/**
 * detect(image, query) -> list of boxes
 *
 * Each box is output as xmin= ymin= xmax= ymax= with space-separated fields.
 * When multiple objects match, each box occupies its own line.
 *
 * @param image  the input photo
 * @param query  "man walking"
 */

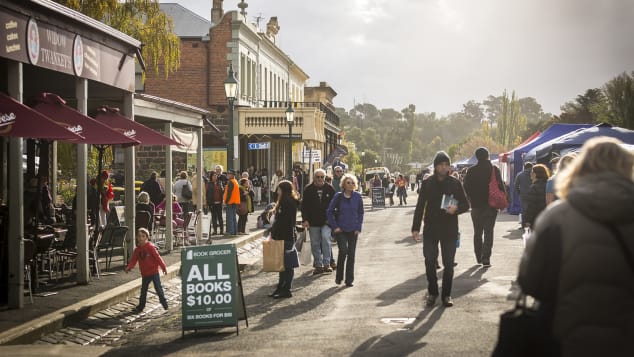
xmin=223 ymin=170 xmax=240 ymax=235
xmin=463 ymin=147 xmax=504 ymax=267
xmin=302 ymin=169 xmax=336 ymax=275
xmin=140 ymin=171 xmax=163 ymax=206
xmin=514 ymin=162 xmax=533 ymax=228
xmin=332 ymin=166 xmax=343 ymax=193
xmin=411 ymin=151 xmax=469 ymax=308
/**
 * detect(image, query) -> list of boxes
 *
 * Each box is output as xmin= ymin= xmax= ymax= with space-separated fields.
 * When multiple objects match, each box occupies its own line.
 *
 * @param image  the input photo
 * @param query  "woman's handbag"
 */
xmin=284 ymin=247 xmax=300 ymax=269
xmin=488 ymin=167 xmax=508 ymax=209
xmin=262 ymin=238 xmax=285 ymax=272
xmin=237 ymin=200 xmax=248 ymax=215
xmin=492 ymin=293 xmax=546 ymax=357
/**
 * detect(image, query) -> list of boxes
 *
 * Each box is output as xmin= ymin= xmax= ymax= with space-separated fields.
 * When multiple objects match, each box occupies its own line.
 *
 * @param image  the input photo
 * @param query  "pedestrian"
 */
xmin=463 ymin=147 xmax=504 ymax=267
xmin=237 ymin=178 xmax=252 ymax=235
xmin=173 ymin=171 xmax=192 ymax=215
xmin=302 ymin=169 xmax=336 ymax=275
xmin=214 ymin=165 xmax=228 ymax=186
xmin=206 ymin=171 xmax=224 ymax=236
xmin=411 ymin=151 xmax=469 ymax=308
xmin=141 ymin=171 xmax=164 ymax=206
xmin=270 ymin=169 xmax=283 ymax=202
xmin=545 ymin=153 xmax=576 ymax=205
xmin=327 ymin=174 xmax=364 ymax=287
xmin=223 ymin=169 xmax=240 ymax=235
xmin=386 ymin=178 xmax=396 ymax=206
xmin=252 ymin=170 xmax=263 ymax=205
xmin=332 ymin=166 xmax=344 ymax=193
xmin=409 ymin=173 xmax=417 ymax=191
xmin=523 ymin=164 xmax=550 ymax=229
xmin=514 ymin=162 xmax=533 ymax=228
xmin=396 ymin=174 xmax=408 ymax=205
xmin=125 ymin=227 xmax=168 ymax=313
xmin=518 ymin=137 xmax=634 ymax=356
xmin=269 ymin=180 xmax=300 ymax=299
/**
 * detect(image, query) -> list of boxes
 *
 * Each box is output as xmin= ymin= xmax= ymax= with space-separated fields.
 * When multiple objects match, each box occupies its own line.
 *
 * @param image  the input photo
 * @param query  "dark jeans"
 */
xmin=138 ymin=273 xmax=167 ymax=310
xmin=238 ymin=213 xmax=248 ymax=233
xmin=423 ymin=234 xmax=457 ymax=297
xmin=209 ymin=203 xmax=223 ymax=233
xmin=277 ymin=240 xmax=295 ymax=292
xmin=519 ymin=197 xmax=529 ymax=226
xmin=335 ymin=231 xmax=358 ymax=284
xmin=471 ymin=206 xmax=498 ymax=263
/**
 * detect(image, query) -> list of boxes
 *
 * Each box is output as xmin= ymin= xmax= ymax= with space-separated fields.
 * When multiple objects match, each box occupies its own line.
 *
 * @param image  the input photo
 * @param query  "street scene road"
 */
xmin=26 ymin=193 xmax=523 ymax=356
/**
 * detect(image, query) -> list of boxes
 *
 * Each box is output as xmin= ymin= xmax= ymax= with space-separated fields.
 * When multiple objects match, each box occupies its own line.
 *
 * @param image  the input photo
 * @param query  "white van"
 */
xmin=363 ymin=167 xmax=390 ymax=194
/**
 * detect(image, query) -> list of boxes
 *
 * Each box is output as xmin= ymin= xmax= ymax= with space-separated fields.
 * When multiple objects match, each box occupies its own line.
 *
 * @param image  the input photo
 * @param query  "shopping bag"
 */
xmin=284 ymin=248 xmax=300 ymax=269
xmin=488 ymin=167 xmax=508 ymax=209
xmin=262 ymin=238 xmax=285 ymax=272
xmin=522 ymin=227 xmax=532 ymax=248
xmin=295 ymin=230 xmax=306 ymax=252
xmin=299 ymin=239 xmax=312 ymax=266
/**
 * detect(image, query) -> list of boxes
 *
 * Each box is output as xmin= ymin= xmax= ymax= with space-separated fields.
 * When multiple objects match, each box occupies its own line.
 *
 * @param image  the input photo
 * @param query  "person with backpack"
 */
xmin=173 ymin=171 xmax=192 ymax=216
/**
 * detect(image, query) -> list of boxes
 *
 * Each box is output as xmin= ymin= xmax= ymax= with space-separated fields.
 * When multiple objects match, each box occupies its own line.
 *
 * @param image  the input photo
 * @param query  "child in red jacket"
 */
xmin=125 ymin=228 xmax=168 ymax=313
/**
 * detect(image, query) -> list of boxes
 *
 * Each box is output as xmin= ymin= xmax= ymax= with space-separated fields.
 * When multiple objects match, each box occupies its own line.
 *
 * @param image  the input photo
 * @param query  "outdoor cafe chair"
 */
xmin=135 ymin=210 xmax=152 ymax=233
xmin=23 ymin=239 xmax=37 ymax=303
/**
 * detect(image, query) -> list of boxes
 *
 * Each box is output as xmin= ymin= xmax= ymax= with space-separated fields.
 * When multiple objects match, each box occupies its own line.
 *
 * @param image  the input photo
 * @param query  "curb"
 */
xmin=0 ymin=230 xmax=265 ymax=346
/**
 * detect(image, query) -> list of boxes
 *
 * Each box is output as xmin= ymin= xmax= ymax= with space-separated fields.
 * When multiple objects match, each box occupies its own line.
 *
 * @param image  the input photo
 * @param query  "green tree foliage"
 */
xmin=54 ymin=0 xmax=180 ymax=78
xmin=557 ymin=88 xmax=608 ymax=124
xmin=496 ymin=90 xmax=527 ymax=147
xmin=604 ymin=71 xmax=634 ymax=129
xmin=462 ymin=100 xmax=484 ymax=122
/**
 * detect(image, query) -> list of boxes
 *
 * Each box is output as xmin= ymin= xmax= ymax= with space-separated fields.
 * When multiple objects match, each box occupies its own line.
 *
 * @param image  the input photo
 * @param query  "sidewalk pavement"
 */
xmin=0 ymin=210 xmax=268 ymax=346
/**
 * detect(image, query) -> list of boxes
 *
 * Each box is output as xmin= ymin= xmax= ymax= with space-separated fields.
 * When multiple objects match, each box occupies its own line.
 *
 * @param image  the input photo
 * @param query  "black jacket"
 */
xmin=524 ymin=179 xmax=547 ymax=226
xmin=141 ymin=179 xmax=163 ymax=205
xmin=411 ymin=174 xmax=469 ymax=240
xmin=271 ymin=197 xmax=298 ymax=249
xmin=463 ymin=160 xmax=504 ymax=209
xmin=301 ymin=182 xmax=335 ymax=226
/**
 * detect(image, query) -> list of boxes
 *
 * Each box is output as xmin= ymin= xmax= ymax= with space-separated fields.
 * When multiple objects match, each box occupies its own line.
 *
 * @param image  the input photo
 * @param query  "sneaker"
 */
xmin=273 ymin=290 xmax=292 ymax=299
xmin=482 ymin=261 xmax=491 ymax=268
xmin=322 ymin=266 xmax=333 ymax=273
xmin=133 ymin=306 xmax=143 ymax=314
xmin=345 ymin=282 xmax=354 ymax=287
xmin=312 ymin=267 xmax=324 ymax=275
xmin=442 ymin=296 xmax=454 ymax=307
xmin=425 ymin=294 xmax=438 ymax=307
xmin=330 ymin=262 xmax=337 ymax=269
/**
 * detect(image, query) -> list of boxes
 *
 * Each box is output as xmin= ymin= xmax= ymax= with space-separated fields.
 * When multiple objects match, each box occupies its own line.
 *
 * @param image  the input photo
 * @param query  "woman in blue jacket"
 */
xmin=327 ymin=174 xmax=364 ymax=287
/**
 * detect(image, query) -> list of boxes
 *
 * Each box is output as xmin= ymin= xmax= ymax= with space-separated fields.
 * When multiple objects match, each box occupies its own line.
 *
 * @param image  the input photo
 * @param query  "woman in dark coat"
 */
xmin=269 ymin=180 xmax=300 ymax=299
xmin=523 ymin=164 xmax=550 ymax=228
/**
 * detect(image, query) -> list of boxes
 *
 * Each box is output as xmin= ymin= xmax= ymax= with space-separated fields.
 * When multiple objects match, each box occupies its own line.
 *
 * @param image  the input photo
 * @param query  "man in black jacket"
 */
xmin=302 ymin=169 xmax=336 ymax=275
xmin=463 ymin=147 xmax=504 ymax=267
xmin=412 ymin=151 xmax=470 ymax=308
xmin=140 ymin=171 xmax=163 ymax=206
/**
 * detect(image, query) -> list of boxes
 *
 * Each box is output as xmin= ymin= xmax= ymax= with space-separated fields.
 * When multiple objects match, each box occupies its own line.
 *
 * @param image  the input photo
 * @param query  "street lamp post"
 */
xmin=285 ymin=104 xmax=295 ymax=179
xmin=224 ymin=64 xmax=238 ymax=170
xmin=361 ymin=151 xmax=365 ymax=191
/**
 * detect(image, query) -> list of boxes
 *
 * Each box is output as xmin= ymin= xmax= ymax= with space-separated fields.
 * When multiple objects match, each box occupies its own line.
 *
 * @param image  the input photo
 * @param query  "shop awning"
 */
xmin=31 ymin=93 xmax=140 ymax=146
xmin=0 ymin=92 xmax=83 ymax=141
xmin=94 ymin=106 xmax=183 ymax=146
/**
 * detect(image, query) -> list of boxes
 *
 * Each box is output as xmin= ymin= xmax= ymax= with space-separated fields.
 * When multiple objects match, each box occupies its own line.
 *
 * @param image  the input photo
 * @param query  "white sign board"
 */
xmin=302 ymin=150 xmax=321 ymax=163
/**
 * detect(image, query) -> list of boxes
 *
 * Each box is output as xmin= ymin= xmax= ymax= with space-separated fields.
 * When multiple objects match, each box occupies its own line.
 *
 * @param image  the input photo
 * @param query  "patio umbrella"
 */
xmin=94 ymin=106 xmax=183 ymax=146
xmin=0 ymin=92 xmax=83 ymax=141
xmin=31 ymin=93 xmax=141 ymax=146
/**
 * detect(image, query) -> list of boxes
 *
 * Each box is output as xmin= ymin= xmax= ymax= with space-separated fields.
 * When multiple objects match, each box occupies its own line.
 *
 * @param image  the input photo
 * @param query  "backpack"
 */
xmin=181 ymin=182 xmax=193 ymax=200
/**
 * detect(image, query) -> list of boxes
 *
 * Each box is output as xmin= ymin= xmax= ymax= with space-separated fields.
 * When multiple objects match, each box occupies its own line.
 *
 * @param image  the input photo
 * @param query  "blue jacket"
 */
xmin=327 ymin=191 xmax=364 ymax=232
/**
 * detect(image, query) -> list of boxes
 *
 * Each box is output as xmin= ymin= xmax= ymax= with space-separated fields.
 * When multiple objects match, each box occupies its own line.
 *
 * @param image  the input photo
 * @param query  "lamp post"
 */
xmin=361 ymin=151 xmax=365 ymax=191
xmin=285 ymin=104 xmax=295 ymax=179
xmin=224 ymin=64 xmax=238 ymax=170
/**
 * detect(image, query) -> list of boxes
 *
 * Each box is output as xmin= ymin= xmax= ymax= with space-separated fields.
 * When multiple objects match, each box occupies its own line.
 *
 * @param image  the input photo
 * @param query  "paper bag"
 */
xmin=262 ymin=238 xmax=285 ymax=272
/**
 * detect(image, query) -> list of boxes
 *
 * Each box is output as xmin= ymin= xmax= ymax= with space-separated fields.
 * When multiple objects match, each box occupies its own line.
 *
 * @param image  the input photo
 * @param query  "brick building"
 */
xmin=142 ymin=1 xmax=342 ymax=178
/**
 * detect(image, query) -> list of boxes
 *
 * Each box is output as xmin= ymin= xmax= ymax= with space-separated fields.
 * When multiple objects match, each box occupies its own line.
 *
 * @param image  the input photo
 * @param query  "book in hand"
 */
xmin=440 ymin=194 xmax=458 ymax=210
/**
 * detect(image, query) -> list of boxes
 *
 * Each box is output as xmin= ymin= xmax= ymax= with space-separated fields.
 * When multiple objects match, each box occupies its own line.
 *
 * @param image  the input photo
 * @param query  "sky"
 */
xmin=166 ymin=0 xmax=634 ymax=116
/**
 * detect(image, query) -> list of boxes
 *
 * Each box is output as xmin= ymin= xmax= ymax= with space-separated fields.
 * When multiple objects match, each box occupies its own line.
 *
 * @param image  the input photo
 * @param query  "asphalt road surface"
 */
xmin=100 ymin=192 xmax=524 ymax=356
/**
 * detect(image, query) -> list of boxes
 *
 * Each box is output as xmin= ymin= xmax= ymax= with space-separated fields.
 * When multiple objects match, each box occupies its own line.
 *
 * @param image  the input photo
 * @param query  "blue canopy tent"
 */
xmin=454 ymin=154 xmax=498 ymax=170
xmin=502 ymin=124 xmax=593 ymax=214
xmin=525 ymin=123 xmax=634 ymax=162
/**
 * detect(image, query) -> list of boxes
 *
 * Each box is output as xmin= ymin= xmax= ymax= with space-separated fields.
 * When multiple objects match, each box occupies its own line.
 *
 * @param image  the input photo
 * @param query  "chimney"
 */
xmin=211 ymin=0 xmax=223 ymax=24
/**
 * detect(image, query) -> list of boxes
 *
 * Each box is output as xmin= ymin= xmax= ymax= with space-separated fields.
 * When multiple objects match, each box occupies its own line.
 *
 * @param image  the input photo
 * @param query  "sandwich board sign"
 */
xmin=181 ymin=243 xmax=248 ymax=336
xmin=371 ymin=187 xmax=386 ymax=209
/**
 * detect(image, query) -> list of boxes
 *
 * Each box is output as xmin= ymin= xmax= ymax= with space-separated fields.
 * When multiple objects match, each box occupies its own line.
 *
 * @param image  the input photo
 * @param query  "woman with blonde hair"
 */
xmin=518 ymin=137 xmax=634 ymax=356
xmin=327 ymin=174 xmax=364 ymax=287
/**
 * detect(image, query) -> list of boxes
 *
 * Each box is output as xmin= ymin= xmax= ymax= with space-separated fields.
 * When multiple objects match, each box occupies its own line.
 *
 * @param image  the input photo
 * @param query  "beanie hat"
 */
xmin=475 ymin=147 xmax=489 ymax=161
xmin=433 ymin=151 xmax=451 ymax=167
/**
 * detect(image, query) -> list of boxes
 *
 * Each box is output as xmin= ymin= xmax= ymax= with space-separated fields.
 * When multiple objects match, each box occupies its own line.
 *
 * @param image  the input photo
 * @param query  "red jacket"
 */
xmin=126 ymin=242 xmax=167 ymax=277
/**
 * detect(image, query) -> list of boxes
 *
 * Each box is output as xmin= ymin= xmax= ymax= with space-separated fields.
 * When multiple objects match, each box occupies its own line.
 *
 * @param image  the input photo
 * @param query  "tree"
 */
xmin=55 ymin=0 xmax=181 ymax=78
xmin=496 ymin=90 xmax=527 ymax=148
xmin=462 ymin=100 xmax=484 ymax=123
xmin=558 ymin=88 xmax=608 ymax=124
xmin=604 ymin=71 xmax=634 ymax=129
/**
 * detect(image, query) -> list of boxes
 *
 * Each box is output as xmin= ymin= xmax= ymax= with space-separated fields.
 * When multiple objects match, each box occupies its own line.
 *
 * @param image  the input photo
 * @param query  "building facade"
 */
xmin=143 ymin=1 xmax=341 ymax=177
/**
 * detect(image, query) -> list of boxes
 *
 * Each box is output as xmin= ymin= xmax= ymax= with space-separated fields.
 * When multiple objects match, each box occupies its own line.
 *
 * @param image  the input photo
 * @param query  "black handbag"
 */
xmin=492 ymin=293 xmax=546 ymax=357
xmin=284 ymin=248 xmax=299 ymax=269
